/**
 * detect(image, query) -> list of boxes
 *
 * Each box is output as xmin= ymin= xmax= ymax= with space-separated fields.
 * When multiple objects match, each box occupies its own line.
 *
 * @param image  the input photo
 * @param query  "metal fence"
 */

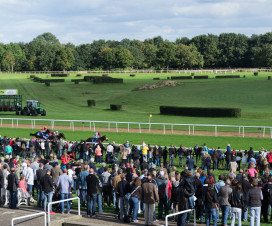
xmin=11 ymin=212 xmax=46 ymax=226
xmin=0 ymin=117 xmax=272 ymax=138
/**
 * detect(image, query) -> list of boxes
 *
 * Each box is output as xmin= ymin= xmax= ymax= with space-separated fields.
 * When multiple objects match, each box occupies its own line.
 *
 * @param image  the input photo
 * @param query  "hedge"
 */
xmin=171 ymin=76 xmax=192 ymax=80
xmin=254 ymin=72 xmax=258 ymax=76
xmin=71 ymin=79 xmax=85 ymax=82
xmin=110 ymin=104 xmax=122 ymax=110
xmin=160 ymin=106 xmax=241 ymax=117
xmin=93 ymin=78 xmax=123 ymax=84
xmin=268 ymin=76 xmax=271 ymax=80
xmin=87 ymin=100 xmax=96 ymax=106
xmin=42 ymin=79 xmax=65 ymax=83
xmin=194 ymin=76 xmax=209 ymax=79
xmin=215 ymin=75 xmax=240 ymax=79
xmin=30 ymin=75 xmax=35 ymax=79
xmin=153 ymin=78 xmax=160 ymax=80
xmin=51 ymin=73 xmax=70 ymax=77
xmin=130 ymin=74 xmax=135 ymax=77
xmin=45 ymin=82 xmax=50 ymax=86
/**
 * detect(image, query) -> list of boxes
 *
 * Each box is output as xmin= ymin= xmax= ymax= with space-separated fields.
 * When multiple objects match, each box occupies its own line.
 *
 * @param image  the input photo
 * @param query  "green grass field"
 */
xmin=0 ymin=71 xmax=272 ymax=128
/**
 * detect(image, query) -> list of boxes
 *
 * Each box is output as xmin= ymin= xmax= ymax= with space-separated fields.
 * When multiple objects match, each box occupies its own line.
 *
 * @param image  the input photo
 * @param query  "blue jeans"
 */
xmin=43 ymin=191 xmax=53 ymax=212
xmin=143 ymin=154 xmax=147 ymax=161
xmin=213 ymin=160 xmax=218 ymax=170
xmin=206 ymin=208 xmax=217 ymax=226
xmin=221 ymin=205 xmax=230 ymax=225
xmin=37 ymin=186 xmax=44 ymax=207
xmin=158 ymin=197 xmax=169 ymax=219
xmin=155 ymin=157 xmax=160 ymax=167
xmin=129 ymin=197 xmax=139 ymax=221
xmin=87 ymin=193 xmax=97 ymax=216
xmin=119 ymin=197 xmax=128 ymax=220
xmin=80 ymin=189 xmax=87 ymax=206
xmin=169 ymin=155 xmax=174 ymax=166
xmin=9 ymin=191 xmax=17 ymax=209
xmin=112 ymin=189 xmax=116 ymax=208
xmin=250 ymin=207 xmax=261 ymax=226
xmin=97 ymin=194 xmax=103 ymax=212
xmin=114 ymin=152 xmax=119 ymax=159
xmin=36 ymin=149 xmax=41 ymax=158
xmin=60 ymin=193 xmax=70 ymax=213
xmin=187 ymin=196 xmax=195 ymax=221
xmin=149 ymin=157 xmax=153 ymax=167
xmin=96 ymin=156 xmax=102 ymax=164
xmin=242 ymin=200 xmax=248 ymax=221
xmin=28 ymin=184 xmax=33 ymax=196
xmin=83 ymin=152 xmax=89 ymax=162
xmin=58 ymin=149 xmax=63 ymax=158
xmin=46 ymin=148 xmax=50 ymax=158
xmin=177 ymin=212 xmax=187 ymax=226
xmin=231 ymin=208 xmax=242 ymax=226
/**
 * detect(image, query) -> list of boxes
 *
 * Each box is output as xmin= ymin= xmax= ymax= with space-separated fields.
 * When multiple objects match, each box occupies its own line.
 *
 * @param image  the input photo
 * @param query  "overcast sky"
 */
xmin=0 ymin=0 xmax=271 ymax=45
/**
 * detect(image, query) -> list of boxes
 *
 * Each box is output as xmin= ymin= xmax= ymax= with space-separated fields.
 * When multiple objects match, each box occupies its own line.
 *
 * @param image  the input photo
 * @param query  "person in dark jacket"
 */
xmin=229 ymin=183 xmax=244 ymax=226
xmin=225 ymin=148 xmax=232 ymax=170
xmin=163 ymin=146 xmax=168 ymax=166
xmin=240 ymin=174 xmax=251 ymax=221
xmin=169 ymin=145 xmax=175 ymax=167
xmin=176 ymin=185 xmax=189 ymax=226
xmin=40 ymin=169 xmax=55 ymax=213
xmin=128 ymin=177 xmax=142 ymax=222
xmin=262 ymin=175 xmax=272 ymax=223
xmin=86 ymin=168 xmax=99 ymax=217
xmin=141 ymin=159 xmax=149 ymax=171
xmin=36 ymin=163 xmax=46 ymax=207
xmin=117 ymin=173 xmax=130 ymax=220
xmin=203 ymin=183 xmax=218 ymax=226
xmin=7 ymin=168 xmax=19 ymax=209
xmin=247 ymin=180 xmax=263 ymax=226
xmin=186 ymin=155 xmax=195 ymax=173
xmin=0 ymin=165 xmax=4 ymax=207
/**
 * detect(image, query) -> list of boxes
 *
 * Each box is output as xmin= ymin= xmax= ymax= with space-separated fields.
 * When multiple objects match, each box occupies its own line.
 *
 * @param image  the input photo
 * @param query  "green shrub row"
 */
xmin=171 ymin=76 xmax=192 ymax=80
xmin=87 ymin=100 xmax=96 ymax=106
xmin=215 ymin=75 xmax=240 ymax=79
xmin=194 ymin=76 xmax=209 ymax=79
xmin=51 ymin=73 xmax=70 ymax=77
xmin=160 ymin=106 xmax=241 ymax=117
xmin=93 ymin=78 xmax=123 ymax=84
xmin=110 ymin=104 xmax=122 ymax=110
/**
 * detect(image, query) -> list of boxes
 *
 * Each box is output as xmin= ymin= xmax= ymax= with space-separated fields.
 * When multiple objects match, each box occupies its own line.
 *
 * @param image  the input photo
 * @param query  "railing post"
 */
xmin=116 ymin=122 xmax=118 ymax=133
xmin=243 ymin=127 xmax=245 ymax=137
xmin=93 ymin=122 xmax=96 ymax=131
xmin=139 ymin=123 xmax=141 ymax=133
xmin=108 ymin=122 xmax=110 ymax=131
xmin=128 ymin=123 xmax=129 ymax=132
xmin=171 ymin=124 xmax=173 ymax=134
xmin=263 ymin=127 xmax=265 ymax=137
xmin=12 ymin=119 xmax=13 ymax=128
xmin=163 ymin=124 xmax=165 ymax=134
xmin=189 ymin=125 xmax=190 ymax=135
xmin=215 ymin=126 xmax=217 ymax=136
xmin=17 ymin=119 xmax=18 ymax=128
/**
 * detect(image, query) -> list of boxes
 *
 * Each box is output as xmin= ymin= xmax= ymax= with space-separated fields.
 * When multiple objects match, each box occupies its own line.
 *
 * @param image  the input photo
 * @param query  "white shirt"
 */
xmin=107 ymin=145 xmax=114 ymax=153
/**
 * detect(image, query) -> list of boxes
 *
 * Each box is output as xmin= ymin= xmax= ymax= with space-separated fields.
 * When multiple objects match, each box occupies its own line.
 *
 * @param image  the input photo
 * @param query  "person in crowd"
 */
xmin=241 ymin=173 xmax=251 ymax=222
xmin=267 ymin=149 xmax=272 ymax=168
xmin=186 ymin=154 xmax=195 ymax=174
xmin=51 ymin=163 xmax=63 ymax=185
xmin=203 ymin=182 xmax=218 ymax=226
xmin=0 ymin=164 xmax=4 ymax=207
xmin=101 ymin=166 xmax=111 ymax=207
xmin=61 ymin=151 xmax=71 ymax=170
xmin=141 ymin=172 xmax=159 ymax=226
xmin=18 ymin=175 xmax=31 ymax=205
xmin=117 ymin=173 xmax=130 ymax=221
xmin=78 ymin=164 xmax=89 ymax=207
xmin=40 ymin=169 xmax=55 ymax=214
xmin=169 ymin=145 xmax=175 ymax=167
xmin=128 ymin=177 xmax=142 ymax=222
xmin=247 ymin=180 xmax=263 ymax=226
xmin=229 ymin=183 xmax=244 ymax=226
xmin=236 ymin=169 xmax=243 ymax=182
xmin=7 ymin=167 xmax=18 ymax=209
xmin=36 ymin=163 xmax=46 ymax=207
xmin=156 ymin=170 xmax=169 ymax=220
xmin=219 ymin=179 xmax=232 ymax=226
xmin=23 ymin=162 xmax=35 ymax=202
xmin=56 ymin=168 xmax=73 ymax=214
xmin=86 ymin=168 xmax=99 ymax=217
xmin=247 ymin=163 xmax=258 ymax=179
xmin=262 ymin=175 xmax=272 ymax=223
xmin=95 ymin=145 xmax=102 ymax=164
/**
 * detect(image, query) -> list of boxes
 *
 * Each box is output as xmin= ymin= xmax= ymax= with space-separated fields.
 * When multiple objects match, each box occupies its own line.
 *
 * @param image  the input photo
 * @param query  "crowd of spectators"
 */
xmin=0 ymin=134 xmax=272 ymax=226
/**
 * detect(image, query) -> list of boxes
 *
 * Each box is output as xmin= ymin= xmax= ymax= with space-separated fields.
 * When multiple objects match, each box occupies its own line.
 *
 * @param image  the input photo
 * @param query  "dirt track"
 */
xmin=0 ymin=123 xmax=270 ymax=138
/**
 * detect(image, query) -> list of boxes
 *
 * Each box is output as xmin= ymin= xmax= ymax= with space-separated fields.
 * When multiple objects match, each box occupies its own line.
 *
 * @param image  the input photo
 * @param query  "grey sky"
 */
xmin=0 ymin=0 xmax=271 ymax=44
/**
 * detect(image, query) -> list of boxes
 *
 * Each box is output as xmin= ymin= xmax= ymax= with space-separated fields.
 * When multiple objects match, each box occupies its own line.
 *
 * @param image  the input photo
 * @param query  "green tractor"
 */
xmin=22 ymin=100 xmax=46 ymax=116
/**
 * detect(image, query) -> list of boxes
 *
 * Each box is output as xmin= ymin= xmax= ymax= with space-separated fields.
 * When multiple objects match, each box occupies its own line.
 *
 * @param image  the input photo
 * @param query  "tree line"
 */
xmin=0 ymin=32 xmax=272 ymax=71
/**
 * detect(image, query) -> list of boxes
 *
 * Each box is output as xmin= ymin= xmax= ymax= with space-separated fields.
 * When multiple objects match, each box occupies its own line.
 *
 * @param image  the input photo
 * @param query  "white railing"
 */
xmin=0 ymin=117 xmax=272 ymax=138
xmin=47 ymin=197 xmax=80 ymax=224
xmin=165 ymin=209 xmax=196 ymax=226
xmin=11 ymin=212 xmax=46 ymax=226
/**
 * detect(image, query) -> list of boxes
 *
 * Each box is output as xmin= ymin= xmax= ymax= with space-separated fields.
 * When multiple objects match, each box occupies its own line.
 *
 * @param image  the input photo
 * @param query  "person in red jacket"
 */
xmin=61 ymin=152 xmax=71 ymax=170
xmin=267 ymin=149 xmax=272 ymax=168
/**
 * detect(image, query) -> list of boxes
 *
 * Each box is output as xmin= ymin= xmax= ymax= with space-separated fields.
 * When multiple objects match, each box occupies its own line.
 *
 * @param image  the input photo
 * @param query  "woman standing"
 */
xmin=242 ymin=150 xmax=248 ymax=171
xmin=229 ymin=183 xmax=244 ymax=226
xmin=236 ymin=150 xmax=243 ymax=171
xmin=61 ymin=151 xmax=71 ymax=170
xmin=203 ymin=183 xmax=218 ymax=226
xmin=95 ymin=145 xmax=102 ymax=164
xmin=128 ymin=177 xmax=142 ymax=222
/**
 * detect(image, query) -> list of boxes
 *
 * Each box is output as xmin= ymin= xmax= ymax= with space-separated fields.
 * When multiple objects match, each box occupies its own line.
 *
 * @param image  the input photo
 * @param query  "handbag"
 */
xmin=124 ymin=186 xmax=140 ymax=201
xmin=207 ymin=191 xmax=218 ymax=210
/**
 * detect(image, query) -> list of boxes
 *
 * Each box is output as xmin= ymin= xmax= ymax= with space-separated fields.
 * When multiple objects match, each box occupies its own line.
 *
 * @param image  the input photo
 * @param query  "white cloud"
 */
xmin=0 ymin=0 xmax=271 ymax=44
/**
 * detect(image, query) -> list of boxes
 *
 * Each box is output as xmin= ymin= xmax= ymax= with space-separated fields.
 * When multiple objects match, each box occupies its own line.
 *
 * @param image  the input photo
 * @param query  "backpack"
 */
xmin=209 ymin=175 xmax=215 ymax=184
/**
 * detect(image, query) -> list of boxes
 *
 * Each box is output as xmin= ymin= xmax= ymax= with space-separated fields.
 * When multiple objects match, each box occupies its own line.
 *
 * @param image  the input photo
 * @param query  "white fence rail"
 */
xmin=11 ymin=212 xmax=46 ymax=226
xmin=47 ymin=197 xmax=80 ymax=224
xmin=0 ymin=117 xmax=272 ymax=138
xmin=165 ymin=209 xmax=196 ymax=226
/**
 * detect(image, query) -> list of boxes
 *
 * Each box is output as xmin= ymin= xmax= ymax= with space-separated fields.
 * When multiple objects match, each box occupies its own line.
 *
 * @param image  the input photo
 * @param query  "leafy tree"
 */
xmin=128 ymin=46 xmax=145 ymax=69
xmin=54 ymin=48 xmax=74 ymax=70
xmin=253 ymin=44 xmax=272 ymax=67
xmin=143 ymin=43 xmax=157 ymax=68
xmin=156 ymin=41 xmax=176 ymax=69
xmin=2 ymin=50 xmax=15 ymax=71
xmin=175 ymin=44 xmax=204 ymax=69
xmin=98 ymin=47 xmax=115 ymax=70
xmin=114 ymin=48 xmax=134 ymax=69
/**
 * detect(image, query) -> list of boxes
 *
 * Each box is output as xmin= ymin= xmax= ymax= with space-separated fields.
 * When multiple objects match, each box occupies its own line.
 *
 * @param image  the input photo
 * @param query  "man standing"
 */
xmin=56 ymin=168 xmax=73 ymax=214
xmin=262 ymin=175 xmax=272 ymax=223
xmin=0 ymin=165 xmax=4 ymax=207
xmin=247 ymin=180 xmax=263 ymax=226
xmin=168 ymin=145 xmax=175 ymax=167
xmin=77 ymin=164 xmax=89 ymax=207
xmin=7 ymin=168 xmax=18 ymax=209
xmin=40 ymin=169 xmax=55 ymax=214
xmin=186 ymin=155 xmax=195 ymax=173
xmin=225 ymin=147 xmax=232 ymax=170
xmin=101 ymin=167 xmax=111 ymax=207
xmin=156 ymin=170 xmax=169 ymax=220
xmin=141 ymin=172 xmax=159 ymax=226
xmin=36 ymin=163 xmax=46 ymax=207
xmin=51 ymin=163 xmax=62 ymax=184
xmin=23 ymin=162 xmax=34 ymax=201
xmin=219 ymin=179 xmax=232 ymax=226
xmin=241 ymin=174 xmax=251 ymax=222
xmin=31 ymin=157 xmax=40 ymax=199
xmin=106 ymin=143 xmax=114 ymax=163
xmin=86 ymin=168 xmax=99 ymax=217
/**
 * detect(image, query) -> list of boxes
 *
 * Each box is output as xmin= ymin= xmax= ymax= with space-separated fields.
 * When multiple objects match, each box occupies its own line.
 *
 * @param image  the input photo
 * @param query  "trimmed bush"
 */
xmin=110 ymin=104 xmax=122 ymax=110
xmin=130 ymin=74 xmax=135 ymax=77
xmin=102 ymin=74 xmax=109 ymax=77
xmin=160 ymin=106 xmax=241 ymax=117
xmin=194 ymin=76 xmax=209 ymax=79
xmin=45 ymin=82 xmax=50 ymax=86
xmin=51 ymin=73 xmax=69 ymax=77
xmin=87 ymin=100 xmax=96 ymax=106
xmin=71 ymin=79 xmax=85 ymax=82
xmin=30 ymin=75 xmax=35 ymax=79
xmin=254 ymin=72 xmax=258 ymax=76
xmin=268 ymin=76 xmax=271 ymax=80
xmin=171 ymin=76 xmax=192 ymax=80
xmin=43 ymin=79 xmax=65 ymax=82
xmin=76 ymin=74 xmax=82 ymax=77
xmin=191 ymin=73 xmax=195 ymax=76
xmin=153 ymin=78 xmax=160 ymax=80
xmin=74 ymin=80 xmax=79 ymax=84
xmin=215 ymin=75 xmax=240 ymax=79
xmin=93 ymin=78 xmax=123 ymax=84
